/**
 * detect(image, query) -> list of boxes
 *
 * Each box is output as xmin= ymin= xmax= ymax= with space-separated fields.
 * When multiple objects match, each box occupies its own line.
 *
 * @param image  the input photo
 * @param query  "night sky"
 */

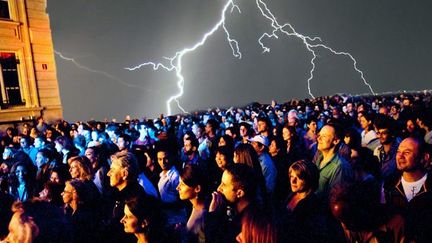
xmin=47 ymin=0 xmax=432 ymax=121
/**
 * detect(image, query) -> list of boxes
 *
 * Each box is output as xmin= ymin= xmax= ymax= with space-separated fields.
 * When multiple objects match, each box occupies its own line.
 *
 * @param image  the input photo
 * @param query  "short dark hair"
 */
xmin=225 ymin=163 xmax=257 ymax=200
xmin=55 ymin=136 xmax=75 ymax=151
xmin=180 ymin=164 xmax=209 ymax=200
xmin=37 ymin=148 xmax=54 ymax=162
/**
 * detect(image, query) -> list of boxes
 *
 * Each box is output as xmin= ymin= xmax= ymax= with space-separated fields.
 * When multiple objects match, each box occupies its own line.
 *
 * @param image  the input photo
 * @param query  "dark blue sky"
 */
xmin=47 ymin=0 xmax=432 ymax=120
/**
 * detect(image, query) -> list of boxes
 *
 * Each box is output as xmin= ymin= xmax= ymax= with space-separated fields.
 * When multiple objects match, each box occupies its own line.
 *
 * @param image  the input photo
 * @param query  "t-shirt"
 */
xmin=401 ymin=174 xmax=427 ymax=202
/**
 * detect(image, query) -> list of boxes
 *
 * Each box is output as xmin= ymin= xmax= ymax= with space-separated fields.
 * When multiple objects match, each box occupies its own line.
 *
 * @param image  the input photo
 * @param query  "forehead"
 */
xmin=157 ymin=151 xmax=167 ymax=158
xmin=124 ymin=204 xmax=133 ymax=215
xmin=111 ymin=159 xmax=123 ymax=168
xmin=221 ymin=171 xmax=233 ymax=185
xmin=85 ymin=148 xmax=94 ymax=154
xmin=399 ymin=139 xmax=419 ymax=152
xmin=319 ymin=126 xmax=335 ymax=136
xmin=16 ymin=165 xmax=26 ymax=171
xmin=65 ymin=182 xmax=73 ymax=190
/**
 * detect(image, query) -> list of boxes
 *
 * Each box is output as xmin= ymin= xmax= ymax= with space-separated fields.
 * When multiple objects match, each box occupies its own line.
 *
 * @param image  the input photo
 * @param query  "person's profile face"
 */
xmin=107 ymin=160 xmax=126 ymax=189
xmin=176 ymin=178 xmax=198 ymax=201
xmin=120 ymin=205 xmax=139 ymax=233
xmin=217 ymin=171 xmax=237 ymax=203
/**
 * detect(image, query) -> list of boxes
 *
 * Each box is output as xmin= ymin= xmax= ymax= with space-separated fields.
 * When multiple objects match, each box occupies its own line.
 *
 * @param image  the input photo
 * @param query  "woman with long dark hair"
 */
xmin=176 ymin=163 xmax=209 ymax=243
xmin=120 ymin=194 xmax=165 ymax=243
xmin=9 ymin=159 xmax=36 ymax=202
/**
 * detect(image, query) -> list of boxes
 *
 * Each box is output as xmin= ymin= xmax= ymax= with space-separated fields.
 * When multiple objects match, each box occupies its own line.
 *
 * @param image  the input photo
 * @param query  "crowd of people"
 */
xmin=0 ymin=91 xmax=432 ymax=242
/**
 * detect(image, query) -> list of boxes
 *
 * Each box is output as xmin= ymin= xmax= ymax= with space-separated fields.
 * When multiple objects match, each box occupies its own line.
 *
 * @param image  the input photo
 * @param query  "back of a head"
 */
xmin=240 ymin=205 xmax=277 ymax=243
xmin=9 ymin=200 xmax=71 ymax=243
xmin=234 ymin=143 xmax=259 ymax=169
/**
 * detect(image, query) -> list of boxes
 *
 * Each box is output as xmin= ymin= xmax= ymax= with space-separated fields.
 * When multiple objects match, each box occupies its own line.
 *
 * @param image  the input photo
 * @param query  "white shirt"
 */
xmin=361 ymin=130 xmax=377 ymax=147
xmin=158 ymin=166 xmax=180 ymax=203
xmin=401 ymin=174 xmax=427 ymax=202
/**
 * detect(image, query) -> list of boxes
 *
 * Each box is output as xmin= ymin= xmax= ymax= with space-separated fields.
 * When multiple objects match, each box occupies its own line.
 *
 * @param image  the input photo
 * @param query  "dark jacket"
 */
xmin=102 ymin=181 xmax=146 ymax=243
xmin=280 ymin=193 xmax=344 ymax=243
xmin=385 ymin=172 xmax=432 ymax=242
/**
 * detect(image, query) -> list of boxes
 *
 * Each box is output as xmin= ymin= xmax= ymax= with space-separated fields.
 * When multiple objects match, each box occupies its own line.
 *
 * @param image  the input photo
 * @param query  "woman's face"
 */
xmin=69 ymin=161 xmax=81 ymax=179
xmin=176 ymin=178 xmax=198 ymax=201
xmin=50 ymin=171 xmax=61 ymax=184
xmin=308 ymin=121 xmax=317 ymax=133
xmin=407 ymin=120 xmax=416 ymax=133
xmin=121 ymin=205 xmax=140 ymax=233
xmin=61 ymin=183 xmax=75 ymax=204
xmin=289 ymin=170 xmax=307 ymax=193
xmin=15 ymin=166 xmax=27 ymax=184
xmin=218 ymin=137 xmax=227 ymax=147
xmin=269 ymin=140 xmax=279 ymax=155
xmin=359 ymin=116 xmax=370 ymax=130
xmin=282 ymin=127 xmax=292 ymax=141
xmin=215 ymin=152 xmax=227 ymax=170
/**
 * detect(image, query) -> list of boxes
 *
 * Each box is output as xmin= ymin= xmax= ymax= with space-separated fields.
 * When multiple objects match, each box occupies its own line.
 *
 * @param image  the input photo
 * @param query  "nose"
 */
xmin=236 ymin=233 xmax=242 ymax=243
xmin=120 ymin=215 xmax=126 ymax=224
xmin=217 ymin=185 xmax=222 ymax=193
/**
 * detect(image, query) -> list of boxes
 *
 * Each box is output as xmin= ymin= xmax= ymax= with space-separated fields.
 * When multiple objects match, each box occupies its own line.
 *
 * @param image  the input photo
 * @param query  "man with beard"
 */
xmin=181 ymin=136 xmax=203 ymax=168
xmin=373 ymin=115 xmax=400 ymax=182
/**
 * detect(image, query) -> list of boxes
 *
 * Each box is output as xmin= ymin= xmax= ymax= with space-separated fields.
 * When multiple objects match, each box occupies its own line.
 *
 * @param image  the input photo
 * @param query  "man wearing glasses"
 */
xmin=373 ymin=115 xmax=400 ymax=182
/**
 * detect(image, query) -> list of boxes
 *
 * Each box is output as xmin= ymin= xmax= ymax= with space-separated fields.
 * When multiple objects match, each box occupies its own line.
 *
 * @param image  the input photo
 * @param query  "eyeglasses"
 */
xmin=376 ymin=130 xmax=390 ymax=136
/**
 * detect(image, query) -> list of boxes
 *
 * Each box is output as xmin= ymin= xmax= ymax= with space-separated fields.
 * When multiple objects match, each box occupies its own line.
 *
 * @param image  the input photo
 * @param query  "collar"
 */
xmin=395 ymin=173 xmax=430 ymax=199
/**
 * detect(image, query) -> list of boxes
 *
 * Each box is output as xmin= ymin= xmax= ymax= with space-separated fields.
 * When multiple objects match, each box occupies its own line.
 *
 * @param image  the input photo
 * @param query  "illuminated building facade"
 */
xmin=0 ymin=0 xmax=62 ymax=123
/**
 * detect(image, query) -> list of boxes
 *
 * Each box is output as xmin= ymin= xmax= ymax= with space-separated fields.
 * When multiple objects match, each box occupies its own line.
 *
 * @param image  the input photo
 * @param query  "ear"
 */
xmin=122 ymin=169 xmax=129 ymax=180
xmin=236 ymin=189 xmax=245 ymax=199
xmin=423 ymin=153 xmax=430 ymax=164
xmin=141 ymin=219 xmax=149 ymax=229
xmin=194 ymin=185 xmax=201 ymax=194
xmin=332 ymin=137 xmax=341 ymax=146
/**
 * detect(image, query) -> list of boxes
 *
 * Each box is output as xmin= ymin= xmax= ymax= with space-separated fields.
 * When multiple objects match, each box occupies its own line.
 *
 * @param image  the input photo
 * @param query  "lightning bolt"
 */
xmin=54 ymin=51 xmax=157 ymax=93
xmin=255 ymin=0 xmax=375 ymax=99
xmin=126 ymin=0 xmax=241 ymax=115
xmin=127 ymin=0 xmax=375 ymax=115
